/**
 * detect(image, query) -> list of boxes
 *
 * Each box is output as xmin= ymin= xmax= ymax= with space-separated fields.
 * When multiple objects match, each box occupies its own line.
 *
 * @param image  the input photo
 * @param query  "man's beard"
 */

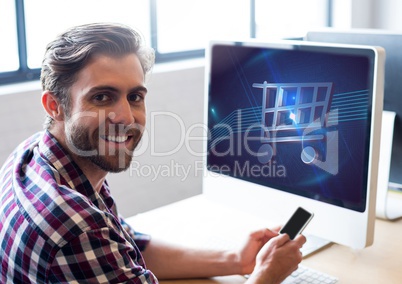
xmin=65 ymin=122 xmax=143 ymax=173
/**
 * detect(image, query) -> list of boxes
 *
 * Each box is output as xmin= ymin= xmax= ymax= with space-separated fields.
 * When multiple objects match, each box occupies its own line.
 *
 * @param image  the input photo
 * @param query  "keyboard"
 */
xmin=281 ymin=265 xmax=338 ymax=284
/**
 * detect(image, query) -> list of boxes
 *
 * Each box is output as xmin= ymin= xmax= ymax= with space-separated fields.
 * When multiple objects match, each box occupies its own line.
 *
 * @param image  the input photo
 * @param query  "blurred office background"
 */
xmin=0 ymin=0 xmax=401 ymax=217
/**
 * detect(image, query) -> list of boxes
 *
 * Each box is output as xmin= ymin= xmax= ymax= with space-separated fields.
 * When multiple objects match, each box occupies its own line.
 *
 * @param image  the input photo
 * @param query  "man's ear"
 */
xmin=42 ymin=91 xmax=64 ymax=121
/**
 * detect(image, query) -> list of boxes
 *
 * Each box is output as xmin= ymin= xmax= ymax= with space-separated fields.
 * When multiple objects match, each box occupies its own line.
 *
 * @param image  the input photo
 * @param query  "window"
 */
xmin=0 ymin=0 xmax=331 ymax=85
xmin=24 ymin=0 xmax=150 ymax=69
xmin=0 ymin=0 xmax=19 ymax=73
xmin=155 ymin=0 xmax=250 ymax=54
xmin=255 ymin=0 xmax=330 ymax=38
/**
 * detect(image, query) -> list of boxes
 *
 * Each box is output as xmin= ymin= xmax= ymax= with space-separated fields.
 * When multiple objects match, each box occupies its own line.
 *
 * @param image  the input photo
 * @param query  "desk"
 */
xmin=126 ymin=195 xmax=402 ymax=284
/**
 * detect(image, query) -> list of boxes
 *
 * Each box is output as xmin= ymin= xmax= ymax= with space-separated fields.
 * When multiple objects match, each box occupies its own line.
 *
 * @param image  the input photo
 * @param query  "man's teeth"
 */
xmin=106 ymin=135 xmax=129 ymax=143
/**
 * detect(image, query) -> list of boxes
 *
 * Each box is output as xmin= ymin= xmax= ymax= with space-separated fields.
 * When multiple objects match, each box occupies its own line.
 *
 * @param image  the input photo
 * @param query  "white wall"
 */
xmin=370 ymin=0 xmax=402 ymax=30
xmin=340 ymin=0 xmax=402 ymax=31
xmin=351 ymin=0 xmax=376 ymax=28
xmin=334 ymin=0 xmax=402 ymax=30
xmin=0 ymin=61 xmax=206 ymax=218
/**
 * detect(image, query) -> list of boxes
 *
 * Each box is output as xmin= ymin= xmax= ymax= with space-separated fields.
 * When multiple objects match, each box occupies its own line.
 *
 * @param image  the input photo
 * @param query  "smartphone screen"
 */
xmin=279 ymin=207 xmax=314 ymax=240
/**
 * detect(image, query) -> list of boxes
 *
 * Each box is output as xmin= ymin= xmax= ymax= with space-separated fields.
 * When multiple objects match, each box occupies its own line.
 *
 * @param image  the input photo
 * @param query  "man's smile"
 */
xmin=100 ymin=135 xmax=130 ymax=143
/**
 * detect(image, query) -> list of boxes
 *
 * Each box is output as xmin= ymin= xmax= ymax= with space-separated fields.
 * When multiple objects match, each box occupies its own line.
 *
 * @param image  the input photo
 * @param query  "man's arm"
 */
xmin=141 ymin=238 xmax=241 ymax=279
xmin=141 ymin=228 xmax=305 ymax=282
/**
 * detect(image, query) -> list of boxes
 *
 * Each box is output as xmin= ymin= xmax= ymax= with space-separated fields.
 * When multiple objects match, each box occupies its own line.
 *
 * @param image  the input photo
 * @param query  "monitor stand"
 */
xmin=301 ymin=234 xmax=332 ymax=257
xmin=376 ymin=111 xmax=402 ymax=220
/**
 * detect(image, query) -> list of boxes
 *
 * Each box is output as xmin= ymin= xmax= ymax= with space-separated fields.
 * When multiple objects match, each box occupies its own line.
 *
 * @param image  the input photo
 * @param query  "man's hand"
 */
xmin=245 ymin=233 xmax=306 ymax=284
xmin=235 ymin=228 xmax=280 ymax=275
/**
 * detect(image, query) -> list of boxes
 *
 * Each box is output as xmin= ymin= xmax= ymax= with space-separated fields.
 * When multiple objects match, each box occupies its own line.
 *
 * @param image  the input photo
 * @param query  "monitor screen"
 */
xmin=203 ymin=39 xmax=384 ymax=249
xmin=305 ymin=29 xmax=402 ymax=190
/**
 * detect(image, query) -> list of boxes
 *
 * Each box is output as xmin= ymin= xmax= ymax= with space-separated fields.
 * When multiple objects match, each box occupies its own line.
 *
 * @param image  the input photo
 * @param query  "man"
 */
xmin=0 ymin=23 xmax=305 ymax=283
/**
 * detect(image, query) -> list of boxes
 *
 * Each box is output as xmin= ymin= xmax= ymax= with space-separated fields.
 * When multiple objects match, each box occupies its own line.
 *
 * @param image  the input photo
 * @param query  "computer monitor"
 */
xmin=305 ymin=29 xmax=402 ymax=220
xmin=203 ymin=39 xmax=384 ymax=249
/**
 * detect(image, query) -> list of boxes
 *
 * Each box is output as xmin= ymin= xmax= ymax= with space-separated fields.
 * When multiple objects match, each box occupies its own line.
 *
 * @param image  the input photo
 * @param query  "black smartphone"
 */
xmin=279 ymin=207 xmax=314 ymax=240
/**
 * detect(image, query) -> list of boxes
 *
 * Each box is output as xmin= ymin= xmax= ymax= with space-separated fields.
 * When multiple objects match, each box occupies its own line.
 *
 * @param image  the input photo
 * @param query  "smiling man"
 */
xmin=0 ymin=23 xmax=305 ymax=283
xmin=46 ymin=52 xmax=147 ymax=184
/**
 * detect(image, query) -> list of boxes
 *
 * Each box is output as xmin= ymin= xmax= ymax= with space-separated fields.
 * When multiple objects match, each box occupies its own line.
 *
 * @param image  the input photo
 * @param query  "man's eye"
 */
xmin=128 ymin=93 xmax=143 ymax=102
xmin=94 ymin=94 xmax=109 ymax=102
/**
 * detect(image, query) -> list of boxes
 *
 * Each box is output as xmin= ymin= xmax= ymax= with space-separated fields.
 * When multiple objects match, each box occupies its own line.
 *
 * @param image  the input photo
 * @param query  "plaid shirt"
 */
xmin=0 ymin=131 xmax=158 ymax=283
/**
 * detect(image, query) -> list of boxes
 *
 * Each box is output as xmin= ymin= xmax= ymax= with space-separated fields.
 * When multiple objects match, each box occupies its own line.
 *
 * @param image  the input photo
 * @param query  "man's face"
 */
xmin=63 ymin=53 xmax=147 ymax=173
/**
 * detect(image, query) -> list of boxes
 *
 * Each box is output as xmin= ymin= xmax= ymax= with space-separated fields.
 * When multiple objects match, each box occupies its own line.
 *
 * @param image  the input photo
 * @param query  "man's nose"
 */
xmin=109 ymin=100 xmax=135 ymax=126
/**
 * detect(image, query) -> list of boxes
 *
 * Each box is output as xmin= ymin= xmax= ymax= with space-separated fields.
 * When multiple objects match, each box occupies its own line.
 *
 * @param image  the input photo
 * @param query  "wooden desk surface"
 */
xmin=127 ymin=195 xmax=402 ymax=284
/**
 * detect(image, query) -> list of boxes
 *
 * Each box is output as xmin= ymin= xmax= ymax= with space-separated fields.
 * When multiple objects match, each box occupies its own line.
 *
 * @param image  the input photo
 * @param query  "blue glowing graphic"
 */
xmin=289 ymin=112 xmax=296 ymax=123
xmin=207 ymin=43 xmax=373 ymax=212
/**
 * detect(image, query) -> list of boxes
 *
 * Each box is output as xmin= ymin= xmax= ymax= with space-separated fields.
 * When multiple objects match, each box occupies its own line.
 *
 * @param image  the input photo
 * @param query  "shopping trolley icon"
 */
xmin=252 ymin=81 xmax=334 ymax=165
